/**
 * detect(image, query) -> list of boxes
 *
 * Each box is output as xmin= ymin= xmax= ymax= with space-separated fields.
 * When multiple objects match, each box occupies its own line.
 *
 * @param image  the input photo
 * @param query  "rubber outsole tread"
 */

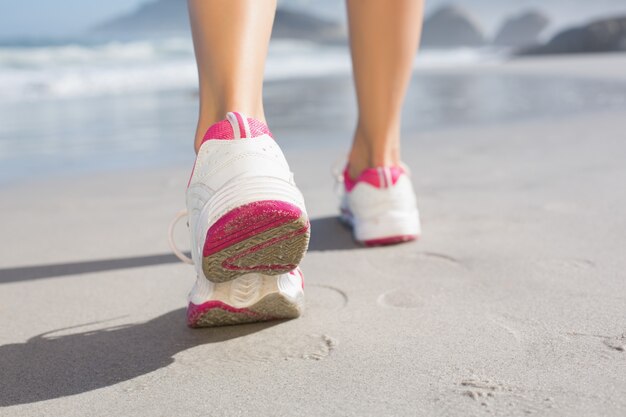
xmin=189 ymin=293 xmax=303 ymax=328
xmin=203 ymin=213 xmax=309 ymax=283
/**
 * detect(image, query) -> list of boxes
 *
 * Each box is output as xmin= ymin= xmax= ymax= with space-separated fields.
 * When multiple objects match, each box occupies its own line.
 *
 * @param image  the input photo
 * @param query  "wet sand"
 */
xmin=1 ymin=54 xmax=625 ymax=416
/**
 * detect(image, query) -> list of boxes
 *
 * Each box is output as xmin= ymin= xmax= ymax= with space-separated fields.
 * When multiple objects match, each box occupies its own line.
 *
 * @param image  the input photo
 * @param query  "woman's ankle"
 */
xmin=347 ymin=129 xmax=400 ymax=178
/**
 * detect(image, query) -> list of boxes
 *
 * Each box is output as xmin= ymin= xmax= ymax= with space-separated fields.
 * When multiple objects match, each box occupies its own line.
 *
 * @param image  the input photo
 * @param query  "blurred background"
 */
xmin=1 ymin=0 xmax=626 ymax=185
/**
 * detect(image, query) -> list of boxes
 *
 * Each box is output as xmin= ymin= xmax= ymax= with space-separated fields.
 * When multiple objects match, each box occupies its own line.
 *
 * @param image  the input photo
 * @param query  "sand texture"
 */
xmin=1 ymin=55 xmax=625 ymax=416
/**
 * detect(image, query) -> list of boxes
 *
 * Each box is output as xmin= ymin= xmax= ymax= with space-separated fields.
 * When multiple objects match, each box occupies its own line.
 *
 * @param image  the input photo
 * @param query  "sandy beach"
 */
xmin=1 ymin=54 xmax=625 ymax=416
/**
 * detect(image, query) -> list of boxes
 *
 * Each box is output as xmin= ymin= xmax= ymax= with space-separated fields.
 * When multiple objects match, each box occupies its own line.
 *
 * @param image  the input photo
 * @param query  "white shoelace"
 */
xmin=332 ymin=156 xmax=348 ymax=197
xmin=168 ymin=209 xmax=194 ymax=265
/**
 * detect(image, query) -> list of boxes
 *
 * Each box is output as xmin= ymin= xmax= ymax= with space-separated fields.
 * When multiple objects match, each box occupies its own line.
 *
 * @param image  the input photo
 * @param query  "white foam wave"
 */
xmin=0 ymin=38 xmax=495 ymax=102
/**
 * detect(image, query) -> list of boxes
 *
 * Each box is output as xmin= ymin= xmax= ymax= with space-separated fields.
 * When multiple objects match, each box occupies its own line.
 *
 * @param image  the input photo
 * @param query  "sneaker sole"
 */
xmin=202 ymin=200 xmax=310 ymax=283
xmin=187 ymin=273 xmax=304 ymax=328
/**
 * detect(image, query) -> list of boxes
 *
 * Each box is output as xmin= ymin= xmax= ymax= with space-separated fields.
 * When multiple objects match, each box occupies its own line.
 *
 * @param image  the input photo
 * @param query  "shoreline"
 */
xmin=3 ymin=53 xmax=626 ymax=187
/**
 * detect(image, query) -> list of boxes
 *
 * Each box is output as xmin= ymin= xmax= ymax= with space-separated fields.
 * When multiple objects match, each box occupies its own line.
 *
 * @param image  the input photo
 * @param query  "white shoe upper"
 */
xmin=185 ymin=112 xmax=307 ymax=279
xmin=339 ymin=165 xmax=421 ymax=244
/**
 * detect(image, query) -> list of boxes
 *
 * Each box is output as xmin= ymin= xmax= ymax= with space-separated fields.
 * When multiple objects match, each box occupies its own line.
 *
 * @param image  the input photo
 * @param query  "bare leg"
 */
xmin=188 ymin=0 xmax=276 ymax=152
xmin=345 ymin=0 xmax=424 ymax=178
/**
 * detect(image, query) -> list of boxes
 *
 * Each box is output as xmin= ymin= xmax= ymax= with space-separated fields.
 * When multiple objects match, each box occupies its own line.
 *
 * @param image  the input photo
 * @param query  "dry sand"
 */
xmin=1 ymin=54 xmax=625 ymax=416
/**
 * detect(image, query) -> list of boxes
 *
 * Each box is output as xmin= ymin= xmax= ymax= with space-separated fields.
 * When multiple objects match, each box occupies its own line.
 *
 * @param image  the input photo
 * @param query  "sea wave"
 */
xmin=0 ymin=38 xmax=496 ymax=102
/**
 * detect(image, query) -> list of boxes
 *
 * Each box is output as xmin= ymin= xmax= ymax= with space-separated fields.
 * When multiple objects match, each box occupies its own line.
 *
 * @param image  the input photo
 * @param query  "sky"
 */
xmin=0 ymin=0 xmax=145 ymax=38
xmin=1 ymin=0 xmax=626 ymax=40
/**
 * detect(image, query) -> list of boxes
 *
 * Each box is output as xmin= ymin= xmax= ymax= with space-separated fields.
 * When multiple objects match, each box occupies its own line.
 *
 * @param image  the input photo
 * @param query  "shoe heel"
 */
xmin=202 ymin=200 xmax=309 ymax=283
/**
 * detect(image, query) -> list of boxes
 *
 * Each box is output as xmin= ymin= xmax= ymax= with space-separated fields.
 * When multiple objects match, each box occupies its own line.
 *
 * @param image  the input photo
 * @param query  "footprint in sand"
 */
xmin=536 ymin=258 xmax=596 ymax=273
xmin=305 ymin=284 xmax=348 ymax=310
xmin=216 ymin=333 xmax=338 ymax=363
xmin=375 ymin=251 xmax=466 ymax=309
xmin=457 ymin=377 xmax=555 ymax=413
xmin=603 ymin=337 xmax=626 ymax=352
xmin=377 ymin=288 xmax=423 ymax=309
xmin=393 ymin=251 xmax=466 ymax=269
xmin=567 ymin=331 xmax=625 ymax=352
xmin=420 ymin=251 xmax=464 ymax=267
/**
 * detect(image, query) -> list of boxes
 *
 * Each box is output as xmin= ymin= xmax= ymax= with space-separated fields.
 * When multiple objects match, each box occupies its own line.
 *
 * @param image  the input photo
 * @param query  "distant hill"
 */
xmin=280 ymin=0 xmax=626 ymax=38
xmin=92 ymin=0 xmax=345 ymax=42
xmin=92 ymin=0 xmax=187 ymax=36
xmin=421 ymin=5 xmax=486 ymax=48
xmin=520 ymin=15 xmax=626 ymax=55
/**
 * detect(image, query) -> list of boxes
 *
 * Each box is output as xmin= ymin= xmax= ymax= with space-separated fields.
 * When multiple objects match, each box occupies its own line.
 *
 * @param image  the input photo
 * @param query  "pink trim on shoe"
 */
xmin=248 ymin=118 xmax=272 ymax=137
xmin=187 ymin=159 xmax=197 ymax=188
xmin=343 ymin=165 xmax=405 ymax=192
xmin=203 ymin=200 xmax=304 ymax=257
xmin=290 ymin=268 xmax=305 ymax=289
xmin=362 ymin=235 xmax=418 ymax=247
xmin=190 ymin=114 xmax=275 ymax=187
xmin=202 ymin=114 xmax=273 ymax=143
xmin=203 ymin=119 xmax=235 ymax=140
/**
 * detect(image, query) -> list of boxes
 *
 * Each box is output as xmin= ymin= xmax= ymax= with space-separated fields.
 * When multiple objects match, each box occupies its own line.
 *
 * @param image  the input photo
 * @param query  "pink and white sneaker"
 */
xmin=181 ymin=112 xmax=309 ymax=283
xmin=168 ymin=112 xmax=308 ymax=327
xmin=185 ymin=269 xmax=304 ymax=328
xmin=339 ymin=164 xmax=421 ymax=246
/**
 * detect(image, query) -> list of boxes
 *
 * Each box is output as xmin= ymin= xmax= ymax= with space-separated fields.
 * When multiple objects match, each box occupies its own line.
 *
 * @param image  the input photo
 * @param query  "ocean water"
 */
xmin=0 ymin=37 xmax=493 ymax=184
xmin=0 ymin=37 xmax=490 ymax=102
xmin=1 ymin=37 xmax=626 ymax=185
